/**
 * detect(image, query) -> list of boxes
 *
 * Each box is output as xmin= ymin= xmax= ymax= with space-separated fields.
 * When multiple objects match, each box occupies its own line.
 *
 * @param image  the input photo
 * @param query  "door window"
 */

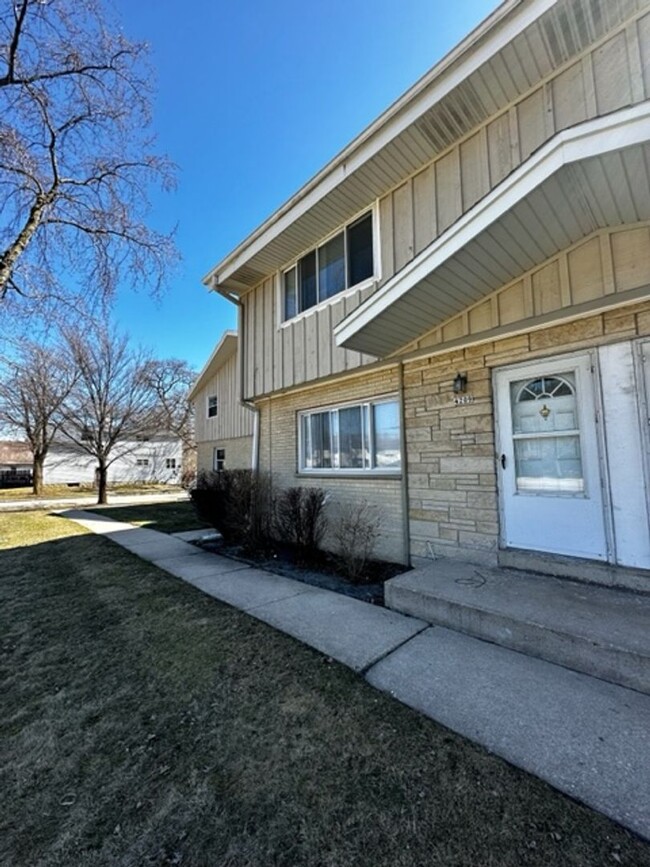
xmin=510 ymin=373 xmax=584 ymax=494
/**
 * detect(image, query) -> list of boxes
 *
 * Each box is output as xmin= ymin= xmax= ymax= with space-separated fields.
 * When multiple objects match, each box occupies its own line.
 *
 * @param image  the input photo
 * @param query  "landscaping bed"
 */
xmin=197 ymin=536 xmax=405 ymax=604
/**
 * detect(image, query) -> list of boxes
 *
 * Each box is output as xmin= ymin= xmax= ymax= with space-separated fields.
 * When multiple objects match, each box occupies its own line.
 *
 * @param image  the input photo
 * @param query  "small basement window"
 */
xmin=283 ymin=211 xmax=374 ymax=320
xmin=213 ymin=448 xmax=225 ymax=472
xmin=207 ymin=395 xmax=218 ymax=418
xmin=136 ymin=458 xmax=149 ymax=467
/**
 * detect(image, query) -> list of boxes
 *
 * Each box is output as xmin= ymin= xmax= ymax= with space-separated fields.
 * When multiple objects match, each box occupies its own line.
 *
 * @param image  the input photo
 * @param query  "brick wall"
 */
xmin=404 ymin=300 xmax=650 ymax=564
xmin=258 ymin=366 xmax=406 ymax=564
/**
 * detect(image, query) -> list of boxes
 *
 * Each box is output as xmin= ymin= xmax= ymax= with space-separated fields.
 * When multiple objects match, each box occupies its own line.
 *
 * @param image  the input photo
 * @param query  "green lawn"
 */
xmin=86 ymin=500 xmax=208 ymax=534
xmin=0 ymin=483 xmax=184 ymax=502
xmin=1 ymin=512 xmax=648 ymax=867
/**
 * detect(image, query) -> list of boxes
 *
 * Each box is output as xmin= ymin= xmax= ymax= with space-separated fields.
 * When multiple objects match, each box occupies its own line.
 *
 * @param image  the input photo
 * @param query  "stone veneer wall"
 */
xmin=258 ymin=366 xmax=406 ymax=564
xmin=404 ymin=300 xmax=650 ymax=564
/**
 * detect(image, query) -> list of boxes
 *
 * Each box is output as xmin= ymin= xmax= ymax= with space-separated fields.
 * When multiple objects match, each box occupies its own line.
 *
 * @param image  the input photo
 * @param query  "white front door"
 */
xmin=495 ymin=353 xmax=609 ymax=560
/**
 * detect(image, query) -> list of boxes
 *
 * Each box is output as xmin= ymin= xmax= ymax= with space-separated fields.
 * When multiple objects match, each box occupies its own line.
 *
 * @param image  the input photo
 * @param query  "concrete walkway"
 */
xmin=0 ymin=490 xmax=188 ymax=512
xmin=64 ymin=509 xmax=650 ymax=842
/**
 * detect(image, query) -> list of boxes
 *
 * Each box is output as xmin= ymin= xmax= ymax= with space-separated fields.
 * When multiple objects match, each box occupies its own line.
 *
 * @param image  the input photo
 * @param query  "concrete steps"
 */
xmin=385 ymin=558 xmax=650 ymax=695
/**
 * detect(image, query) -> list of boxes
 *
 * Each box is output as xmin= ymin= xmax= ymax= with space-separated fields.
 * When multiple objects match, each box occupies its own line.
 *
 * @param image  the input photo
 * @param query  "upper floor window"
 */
xmin=283 ymin=212 xmax=374 ymax=321
xmin=207 ymin=395 xmax=218 ymax=418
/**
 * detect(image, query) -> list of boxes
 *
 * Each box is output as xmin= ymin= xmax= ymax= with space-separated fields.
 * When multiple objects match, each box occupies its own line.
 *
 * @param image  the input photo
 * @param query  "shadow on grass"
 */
xmin=85 ymin=500 xmax=209 ymax=534
xmin=1 ymin=515 xmax=649 ymax=867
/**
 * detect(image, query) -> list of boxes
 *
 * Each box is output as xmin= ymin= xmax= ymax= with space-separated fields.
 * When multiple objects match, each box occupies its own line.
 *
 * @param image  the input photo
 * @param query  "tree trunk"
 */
xmin=97 ymin=462 xmax=108 ymax=504
xmin=0 ymin=192 xmax=53 ymax=296
xmin=33 ymin=455 xmax=44 ymax=496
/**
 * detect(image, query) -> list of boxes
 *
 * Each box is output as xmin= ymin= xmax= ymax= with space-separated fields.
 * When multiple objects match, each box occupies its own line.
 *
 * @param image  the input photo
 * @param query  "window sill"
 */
xmin=279 ymin=277 xmax=377 ymax=330
xmin=296 ymin=471 xmax=402 ymax=480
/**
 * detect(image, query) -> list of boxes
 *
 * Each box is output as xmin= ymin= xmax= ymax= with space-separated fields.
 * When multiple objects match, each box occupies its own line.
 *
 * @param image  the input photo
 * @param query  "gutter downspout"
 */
xmin=397 ymin=361 xmax=411 ymax=567
xmin=214 ymin=282 xmax=260 ymax=472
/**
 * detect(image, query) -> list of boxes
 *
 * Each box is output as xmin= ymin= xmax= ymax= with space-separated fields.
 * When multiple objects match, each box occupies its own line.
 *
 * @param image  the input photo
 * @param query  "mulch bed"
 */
xmin=195 ymin=537 xmax=407 ymax=605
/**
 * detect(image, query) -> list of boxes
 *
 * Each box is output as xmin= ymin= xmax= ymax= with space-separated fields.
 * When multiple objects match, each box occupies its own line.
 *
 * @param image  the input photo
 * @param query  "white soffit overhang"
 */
xmin=334 ymin=105 xmax=650 ymax=357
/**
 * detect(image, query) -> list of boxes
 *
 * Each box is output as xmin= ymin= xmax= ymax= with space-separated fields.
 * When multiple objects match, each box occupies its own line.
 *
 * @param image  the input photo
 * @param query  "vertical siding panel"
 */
xmin=517 ymin=87 xmax=546 ymax=161
xmin=318 ymin=304 xmax=332 ymax=378
xmin=305 ymin=312 xmax=319 ymax=381
xmin=245 ymin=294 xmax=255 ymax=399
xmin=254 ymin=283 xmax=264 ymax=396
xmin=282 ymin=324 xmax=294 ymax=389
xmin=552 ymin=61 xmax=587 ymax=131
xmin=638 ymin=12 xmax=650 ymax=97
xmin=487 ymin=112 xmax=513 ymax=187
xmin=413 ymin=163 xmax=436 ymax=255
xmin=263 ymin=278 xmax=274 ymax=395
xmin=460 ymin=129 xmax=489 ymax=211
xmin=593 ymin=32 xmax=632 ymax=113
xmin=393 ymin=180 xmax=414 ymax=271
xmin=379 ymin=194 xmax=394 ymax=285
xmin=435 ymin=148 xmax=462 ymax=234
xmin=330 ymin=298 xmax=347 ymax=374
xmin=293 ymin=316 xmax=306 ymax=385
xmin=344 ymin=291 xmax=363 ymax=371
xmin=272 ymin=276 xmax=283 ymax=393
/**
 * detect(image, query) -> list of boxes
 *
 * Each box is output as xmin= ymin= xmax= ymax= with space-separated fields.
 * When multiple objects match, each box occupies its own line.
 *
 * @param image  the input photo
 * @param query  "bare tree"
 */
xmin=0 ymin=0 xmax=177 ymax=315
xmin=60 ymin=326 xmax=156 ymax=504
xmin=0 ymin=339 xmax=77 ymax=494
xmin=140 ymin=358 xmax=196 ymax=449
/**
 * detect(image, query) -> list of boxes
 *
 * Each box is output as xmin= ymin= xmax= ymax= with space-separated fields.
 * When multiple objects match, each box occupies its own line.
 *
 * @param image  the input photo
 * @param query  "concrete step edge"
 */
xmin=386 ymin=584 xmax=650 ymax=695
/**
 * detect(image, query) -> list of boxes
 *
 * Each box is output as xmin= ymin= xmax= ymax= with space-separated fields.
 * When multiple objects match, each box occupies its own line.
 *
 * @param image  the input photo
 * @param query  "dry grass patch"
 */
xmin=0 ymin=483 xmax=183 ymax=502
xmin=1 ymin=512 xmax=648 ymax=867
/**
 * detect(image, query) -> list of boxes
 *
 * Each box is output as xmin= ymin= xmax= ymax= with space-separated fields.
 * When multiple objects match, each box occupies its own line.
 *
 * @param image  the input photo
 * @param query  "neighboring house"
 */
xmin=203 ymin=0 xmax=650 ymax=581
xmin=0 ymin=440 xmax=32 ymax=487
xmin=43 ymin=435 xmax=183 ymax=486
xmin=190 ymin=331 xmax=255 ymax=473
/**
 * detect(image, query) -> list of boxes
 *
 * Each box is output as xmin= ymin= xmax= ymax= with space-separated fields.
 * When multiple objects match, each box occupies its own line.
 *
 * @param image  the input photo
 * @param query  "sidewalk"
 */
xmin=0 ymin=490 xmax=188 ymax=512
xmin=65 ymin=509 xmax=650 ymax=842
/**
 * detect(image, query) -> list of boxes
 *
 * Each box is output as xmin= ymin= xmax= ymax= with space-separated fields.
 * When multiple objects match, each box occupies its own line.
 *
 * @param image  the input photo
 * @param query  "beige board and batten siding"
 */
xmin=242 ymin=273 xmax=378 ymax=400
xmin=403 ymin=233 xmax=650 ymax=564
xmin=239 ymin=5 xmax=650 ymax=400
xmin=257 ymin=366 xmax=406 ymax=564
xmin=193 ymin=350 xmax=254 ymax=472
xmin=401 ymin=223 xmax=650 ymax=352
xmin=377 ymin=9 xmax=650 ymax=287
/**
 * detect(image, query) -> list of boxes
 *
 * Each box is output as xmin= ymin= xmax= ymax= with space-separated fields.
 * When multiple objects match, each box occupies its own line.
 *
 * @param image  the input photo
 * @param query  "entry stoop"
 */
xmin=385 ymin=559 xmax=650 ymax=695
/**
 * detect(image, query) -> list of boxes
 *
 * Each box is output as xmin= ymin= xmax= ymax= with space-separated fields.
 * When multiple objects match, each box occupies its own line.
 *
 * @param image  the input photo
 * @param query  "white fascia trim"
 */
xmin=189 ymin=330 xmax=238 ymax=401
xmin=334 ymin=103 xmax=650 ymax=349
xmin=204 ymin=0 xmax=559 ymax=289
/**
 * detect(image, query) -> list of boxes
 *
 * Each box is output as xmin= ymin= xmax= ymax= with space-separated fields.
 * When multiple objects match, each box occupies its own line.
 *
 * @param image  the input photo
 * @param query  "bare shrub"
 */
xmin=332 ymin=500 xmax=382 ymax=583
xmin=190 ymin=469 xmax=272 ymax=547
xmin=273 ymin=486 xmax=327 ymax=554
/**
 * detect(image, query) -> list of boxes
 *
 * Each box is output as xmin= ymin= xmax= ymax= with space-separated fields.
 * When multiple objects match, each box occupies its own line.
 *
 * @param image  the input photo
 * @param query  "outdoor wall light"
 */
xmin=453 ymin=372 xmax=468 ymax=394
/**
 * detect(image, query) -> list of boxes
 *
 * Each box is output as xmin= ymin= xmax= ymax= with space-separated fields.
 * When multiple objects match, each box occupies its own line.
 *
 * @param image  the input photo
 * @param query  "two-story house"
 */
xmin=203 ymin=0 xmax=650 ymax=586
xmin=190 ymin=331 xmax=255 ymax=473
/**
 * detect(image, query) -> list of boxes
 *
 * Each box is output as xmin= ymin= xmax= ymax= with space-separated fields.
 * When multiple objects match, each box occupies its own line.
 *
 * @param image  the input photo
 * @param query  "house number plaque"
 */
xmin=454 ymin=395 xmax=475 ymax=406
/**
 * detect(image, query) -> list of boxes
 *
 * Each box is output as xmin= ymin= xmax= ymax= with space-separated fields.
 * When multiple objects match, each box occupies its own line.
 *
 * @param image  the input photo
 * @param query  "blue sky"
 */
xmin=112 ymin=0 xmax=497 ymax=371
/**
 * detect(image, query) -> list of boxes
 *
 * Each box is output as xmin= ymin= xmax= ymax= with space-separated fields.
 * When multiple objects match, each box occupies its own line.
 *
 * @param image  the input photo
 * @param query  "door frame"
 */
xmin=493 ymin=348 xmax=614 ymax=561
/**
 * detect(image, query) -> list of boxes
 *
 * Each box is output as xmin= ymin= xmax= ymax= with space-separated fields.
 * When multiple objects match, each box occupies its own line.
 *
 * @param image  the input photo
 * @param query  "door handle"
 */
xmin=500 ymin=454 xmax=507 ymax=469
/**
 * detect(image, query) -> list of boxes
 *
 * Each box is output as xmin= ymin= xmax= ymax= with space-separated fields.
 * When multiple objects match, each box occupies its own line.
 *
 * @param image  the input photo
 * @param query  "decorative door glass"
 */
xmin=510 ymin=373 xmax=584 ymax=493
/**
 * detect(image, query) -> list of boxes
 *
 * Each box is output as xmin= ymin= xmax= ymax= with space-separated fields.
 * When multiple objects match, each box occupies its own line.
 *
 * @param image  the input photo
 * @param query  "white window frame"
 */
xmin=213 ymin=447 xmax=225 ymax=472
xmin=278 ymin=203 xmax=380 ymax=327
xmin=136 ymin=458 xmax=149 ymax=467
xmin=165 ymin=458 xmax=177 ymax=470
xmin=207 ymin=395 xmax=218 ymax=418
xmin=298 ymin=395 xmax=401 ymax=475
